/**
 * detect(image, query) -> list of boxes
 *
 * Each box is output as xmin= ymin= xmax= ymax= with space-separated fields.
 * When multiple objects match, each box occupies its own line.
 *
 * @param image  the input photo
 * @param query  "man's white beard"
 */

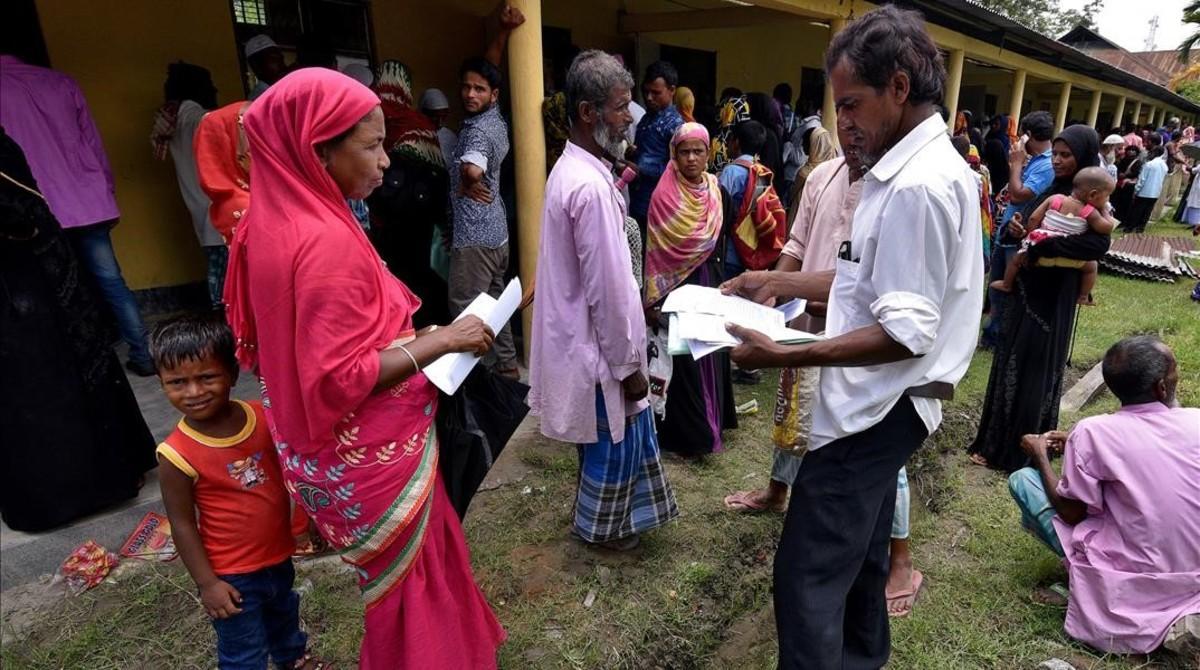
xmin=593 ymin=122 xmax=625 ymax=158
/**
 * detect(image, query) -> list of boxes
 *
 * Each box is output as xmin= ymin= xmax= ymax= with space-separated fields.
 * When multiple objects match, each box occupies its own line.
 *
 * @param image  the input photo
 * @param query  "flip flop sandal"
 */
xmin=285 ymin=652 xmax=332 ymax=670
xmin=886 ymin=569 xmax=924 ymax=618
xmin=723 ymin=490 xmax=786 ymax=514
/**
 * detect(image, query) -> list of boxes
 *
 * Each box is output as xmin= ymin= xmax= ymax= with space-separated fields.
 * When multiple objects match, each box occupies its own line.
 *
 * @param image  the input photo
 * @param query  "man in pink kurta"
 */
xmin=0 ymin=54 xmax=153 ymax=374
xmin=528 ymin=51 xmax=677 ymax=551
xmin=1010 ymin=336 xmax=1200 ymax=654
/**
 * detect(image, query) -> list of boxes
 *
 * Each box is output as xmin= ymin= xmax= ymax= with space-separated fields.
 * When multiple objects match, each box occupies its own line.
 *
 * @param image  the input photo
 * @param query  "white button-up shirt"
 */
xmin=809 ymin=113 xmax=984 ymax=450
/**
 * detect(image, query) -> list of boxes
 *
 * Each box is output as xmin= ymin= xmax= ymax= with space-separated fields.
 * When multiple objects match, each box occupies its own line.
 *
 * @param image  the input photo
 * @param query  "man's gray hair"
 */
xmin=565 ymin=50 xmax=633 ymax=123
xmin=1102 ymin=335 xmax=1172 ymax=405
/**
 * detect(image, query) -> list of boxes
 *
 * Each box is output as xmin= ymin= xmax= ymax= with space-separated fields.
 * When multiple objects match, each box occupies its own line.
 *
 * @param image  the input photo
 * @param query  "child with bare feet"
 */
xmin=990 ymin=166 xmax=1116 ymax=306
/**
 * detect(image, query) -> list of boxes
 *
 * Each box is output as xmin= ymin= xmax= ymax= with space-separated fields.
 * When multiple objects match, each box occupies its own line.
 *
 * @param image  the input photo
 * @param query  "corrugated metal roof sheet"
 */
xmin=1102 ymin=234 xmax=1199 ymax=283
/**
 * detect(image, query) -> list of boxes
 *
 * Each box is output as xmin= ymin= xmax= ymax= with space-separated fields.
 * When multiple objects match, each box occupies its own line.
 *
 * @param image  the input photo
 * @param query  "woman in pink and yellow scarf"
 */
xmin=644 ymin=122 xmax=738 ymax=459
xmin=223 ymin=68 xmax=505 ymax=669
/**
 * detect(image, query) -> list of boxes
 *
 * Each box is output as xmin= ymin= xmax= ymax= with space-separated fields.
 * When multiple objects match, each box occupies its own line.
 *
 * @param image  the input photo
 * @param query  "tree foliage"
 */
xmin=1177 ymin=79 xmax=1200 ymax=105
xmin=977 ymin=0 xmax=1105 ymax=39
xmin=1181 ymin=1 xmax=1200 ymax=63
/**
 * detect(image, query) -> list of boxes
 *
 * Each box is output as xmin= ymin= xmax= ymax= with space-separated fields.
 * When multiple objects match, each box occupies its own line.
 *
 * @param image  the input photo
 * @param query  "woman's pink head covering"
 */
xmin=225 ymin=68 xmax=419 ymax=445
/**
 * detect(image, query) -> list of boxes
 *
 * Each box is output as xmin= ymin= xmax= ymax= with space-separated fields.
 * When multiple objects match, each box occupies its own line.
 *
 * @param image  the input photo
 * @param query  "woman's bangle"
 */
xmin=397 ymin=344 xmax=420 ymax=373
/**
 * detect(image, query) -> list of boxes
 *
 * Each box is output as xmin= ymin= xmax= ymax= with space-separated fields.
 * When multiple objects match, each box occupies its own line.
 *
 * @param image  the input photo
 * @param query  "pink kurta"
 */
xmin=528 ymin=141 xmax=646 ymax=444
xmin=1053 ymin=403 xmax=1200 ymax=654
xmin=780 ymin=158 xmax=862 ymax=334
xmin=0 ymin=56 xmax=120 ymax=228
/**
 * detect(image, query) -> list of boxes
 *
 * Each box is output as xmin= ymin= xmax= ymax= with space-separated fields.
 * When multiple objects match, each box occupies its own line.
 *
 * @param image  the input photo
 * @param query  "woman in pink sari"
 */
xmin=224 ymin=68 xmax=505 ymax=669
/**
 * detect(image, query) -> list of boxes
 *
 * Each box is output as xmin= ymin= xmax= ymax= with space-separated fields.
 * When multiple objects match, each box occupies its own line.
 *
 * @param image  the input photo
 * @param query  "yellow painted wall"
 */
xmin=649 ymin=21 xmax=829 ymax=97
xmin=36 ymin=0 xmax=243 ymax=290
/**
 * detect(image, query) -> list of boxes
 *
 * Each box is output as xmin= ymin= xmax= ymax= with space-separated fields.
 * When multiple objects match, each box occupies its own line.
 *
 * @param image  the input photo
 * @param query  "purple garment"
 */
xmin=0 ymin=56 xmax=119 ymax=228
xmin=528 ymin=141 xmax=646 ymax=444
xmin=1052 ymin=402 xmax=1200 ymax=654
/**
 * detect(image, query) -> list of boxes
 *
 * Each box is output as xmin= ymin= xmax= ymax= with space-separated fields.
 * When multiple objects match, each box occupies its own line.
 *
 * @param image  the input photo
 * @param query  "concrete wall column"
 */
xmin=1008 ymin=69 xmax=1026 ymax=122
xmin=1112 ymin=95 xmax=1126 ymax=129
xmin=944 ymin=48 xmax=965 ymax=131
xmin=1054 ymin=81 xmax=1072 ymax=133
xmin=508 ymin=0 xmax=546 ymax=360
xmin=1131 ymin=100 xmax=1142 ymax=126
xmin=822 ymin=17 xmax=846 ymax=142
xmin=1086 ymin=89 xmax=1102 ymax=129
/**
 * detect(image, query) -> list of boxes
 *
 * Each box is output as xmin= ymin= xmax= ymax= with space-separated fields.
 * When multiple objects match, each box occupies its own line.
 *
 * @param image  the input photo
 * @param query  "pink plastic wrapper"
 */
xmin=60 ymin=540 xmax=119 ymax=594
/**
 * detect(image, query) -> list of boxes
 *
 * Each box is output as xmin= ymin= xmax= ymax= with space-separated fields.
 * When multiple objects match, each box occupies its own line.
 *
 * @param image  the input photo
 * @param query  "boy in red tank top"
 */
xmin=151 ymin=314 xmax=326 ymax=670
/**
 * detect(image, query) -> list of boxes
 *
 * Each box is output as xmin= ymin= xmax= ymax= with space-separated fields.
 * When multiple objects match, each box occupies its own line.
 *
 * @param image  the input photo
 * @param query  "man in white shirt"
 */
xmin=724 ymin=6 xmax=984 ymax=668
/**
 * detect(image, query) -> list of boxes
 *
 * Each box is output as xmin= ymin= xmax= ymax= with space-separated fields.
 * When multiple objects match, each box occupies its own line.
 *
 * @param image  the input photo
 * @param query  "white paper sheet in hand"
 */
xmin=423 ymin=278 xmax=522 ymax=395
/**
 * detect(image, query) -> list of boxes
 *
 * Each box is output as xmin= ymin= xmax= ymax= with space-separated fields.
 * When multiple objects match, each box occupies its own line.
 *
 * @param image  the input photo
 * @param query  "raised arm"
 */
xmin=484 ymin=3 xmax=526 ymax=67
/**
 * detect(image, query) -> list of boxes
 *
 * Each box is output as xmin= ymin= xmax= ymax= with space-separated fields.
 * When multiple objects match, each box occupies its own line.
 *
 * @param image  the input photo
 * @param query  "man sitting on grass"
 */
xmin=1008 ymin=335 xmax=1199 ymax=657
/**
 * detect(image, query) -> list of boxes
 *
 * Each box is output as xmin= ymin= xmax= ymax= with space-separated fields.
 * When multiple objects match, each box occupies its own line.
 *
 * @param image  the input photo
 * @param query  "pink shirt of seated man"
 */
xmin=1053 ymin=402 xmax=1200 ymax=654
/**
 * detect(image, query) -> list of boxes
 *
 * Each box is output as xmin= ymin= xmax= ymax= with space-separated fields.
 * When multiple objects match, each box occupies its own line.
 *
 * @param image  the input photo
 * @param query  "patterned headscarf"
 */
xmin=645 ymin=123 xmax=722 ymax=306
xmin=710 ymin=96 xmax=751 ymax=171
xmin=374 ymin=60 xmax=444 ymax=169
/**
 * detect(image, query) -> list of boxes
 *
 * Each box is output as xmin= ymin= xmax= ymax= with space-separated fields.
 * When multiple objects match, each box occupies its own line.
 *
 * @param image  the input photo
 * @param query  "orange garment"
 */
xmin=157 ymin=400 xmax=294 ymax=575
xmin=193 ymin=101 xmax=251 ymax=243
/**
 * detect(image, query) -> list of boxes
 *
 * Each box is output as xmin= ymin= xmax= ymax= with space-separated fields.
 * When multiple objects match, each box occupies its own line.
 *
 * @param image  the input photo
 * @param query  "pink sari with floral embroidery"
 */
xmin=225 ymin=68 xmax=503 ymax=669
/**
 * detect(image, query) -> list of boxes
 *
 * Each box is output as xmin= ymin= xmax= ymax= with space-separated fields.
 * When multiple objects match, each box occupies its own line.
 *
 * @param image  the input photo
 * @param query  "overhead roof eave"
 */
xmin=891 ymin=0 xmax=1200 ymax=115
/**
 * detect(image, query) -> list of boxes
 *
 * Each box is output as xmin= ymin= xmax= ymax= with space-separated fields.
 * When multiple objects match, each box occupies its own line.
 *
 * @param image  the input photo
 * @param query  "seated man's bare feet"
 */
xmin=1076 ymin=294 xmax=1096 ymax=306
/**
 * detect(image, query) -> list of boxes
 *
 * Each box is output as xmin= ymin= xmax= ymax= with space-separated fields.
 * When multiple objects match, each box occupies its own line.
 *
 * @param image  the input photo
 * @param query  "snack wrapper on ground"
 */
xmin=60 ymin=540 xmax=119 ymax=594
xmin=119 ymin=512 xmax=177 ymax=561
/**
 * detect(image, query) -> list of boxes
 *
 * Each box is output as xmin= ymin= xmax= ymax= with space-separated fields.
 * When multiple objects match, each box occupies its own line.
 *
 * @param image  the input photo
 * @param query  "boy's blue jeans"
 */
xmin=212 ymin=560 xmax=307 ymax=670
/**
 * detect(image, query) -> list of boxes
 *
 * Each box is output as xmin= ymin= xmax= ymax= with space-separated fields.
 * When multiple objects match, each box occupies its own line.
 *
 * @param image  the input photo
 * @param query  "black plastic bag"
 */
xmin=435 ymin=366 xmax=530 ymax=518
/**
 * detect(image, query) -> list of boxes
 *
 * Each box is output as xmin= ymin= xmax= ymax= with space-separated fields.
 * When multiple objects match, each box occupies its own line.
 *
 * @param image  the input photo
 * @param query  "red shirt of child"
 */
xmin=156 ymin=400 xmax=294 ymax=575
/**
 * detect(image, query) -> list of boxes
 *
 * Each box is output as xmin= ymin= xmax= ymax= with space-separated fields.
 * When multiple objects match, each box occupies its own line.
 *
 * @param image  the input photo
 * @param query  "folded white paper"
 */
xmin=423 ymin=278 xmax=522 ymax=395
xmin=662 ymin=285 xmax=821 ymax=360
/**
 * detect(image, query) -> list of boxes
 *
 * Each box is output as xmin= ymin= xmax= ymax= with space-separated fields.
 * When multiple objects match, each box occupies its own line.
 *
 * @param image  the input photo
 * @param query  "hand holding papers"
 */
xmin=424 ymin=278 xmax=522 ymax=394
xmin=661 ymin=285 xmax=822 ymax=360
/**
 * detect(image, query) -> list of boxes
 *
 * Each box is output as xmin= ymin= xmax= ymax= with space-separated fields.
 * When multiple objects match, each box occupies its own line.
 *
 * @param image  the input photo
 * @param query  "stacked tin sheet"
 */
xmin=1100 ymin=234 xmax=1199 ymax=283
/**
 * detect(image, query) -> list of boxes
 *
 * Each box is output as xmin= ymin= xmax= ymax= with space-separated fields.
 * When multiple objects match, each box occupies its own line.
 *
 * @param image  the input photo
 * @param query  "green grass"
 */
xmin=3 ymin=217 xmax=1196 ymax=669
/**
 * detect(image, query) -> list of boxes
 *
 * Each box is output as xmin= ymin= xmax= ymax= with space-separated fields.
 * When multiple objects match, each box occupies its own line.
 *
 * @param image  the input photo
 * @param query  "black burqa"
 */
xmin=968 ymin=125 xmax=1110 ymax=473
xmin=367 ymin=150 xmax=450 ymax=330
xmin=0 ymin=129 xmax=156 ymax=531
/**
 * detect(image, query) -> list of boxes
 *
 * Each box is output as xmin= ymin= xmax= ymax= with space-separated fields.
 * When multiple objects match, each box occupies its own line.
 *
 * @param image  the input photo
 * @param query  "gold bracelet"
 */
xmin=397 ymin=344 xmax=420 ymax=373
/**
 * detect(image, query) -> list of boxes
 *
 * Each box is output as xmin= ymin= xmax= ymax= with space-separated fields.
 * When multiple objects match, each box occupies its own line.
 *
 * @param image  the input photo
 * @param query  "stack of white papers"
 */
xmin=424 ymin=278 xmax=522 ymax=394
xmin=661 ymin=285 xmax=823 ymax=360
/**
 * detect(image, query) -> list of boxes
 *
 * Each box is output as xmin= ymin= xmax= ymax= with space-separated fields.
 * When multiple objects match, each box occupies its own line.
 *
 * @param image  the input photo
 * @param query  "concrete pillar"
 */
xmin=1054 ymin=82 xmax=1072 ymax=133
xmin=508 ymin=0 xmax=546 ymax=361
xmin=1112 ymin=95 xmax=1126 ymax=129
xmin=823 ymin=17 xmax=846 ymax=144
xmin=1132 ymin=100 xmax=1142 ymax=126
xmin=1086 ymin=89 xmax=1102 ymax=129
xmin=1008 ymin=69 xmax=1026 ymax=122
xmin=944 ymin=48 xmax=965 ymax=132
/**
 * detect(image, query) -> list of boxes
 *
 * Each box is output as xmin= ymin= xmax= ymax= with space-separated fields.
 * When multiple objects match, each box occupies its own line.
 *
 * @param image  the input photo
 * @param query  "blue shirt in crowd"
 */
xmin=1135 ymin=156 xmax=1168 ymax=200
xmin=449 ymin=104 xmax=510 ymax=249
xmin=629 ymin=104 xmax=683 ymax=221
xmin=997 ymin=149 xmax=1054 ymax=243
xmin=718 ymin=154 xmax=755 ymax=277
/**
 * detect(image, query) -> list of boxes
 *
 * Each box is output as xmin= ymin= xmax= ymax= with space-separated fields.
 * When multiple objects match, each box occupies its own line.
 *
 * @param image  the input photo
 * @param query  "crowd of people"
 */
xmin=2 ymin=2 xmax=1198 ymax=668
